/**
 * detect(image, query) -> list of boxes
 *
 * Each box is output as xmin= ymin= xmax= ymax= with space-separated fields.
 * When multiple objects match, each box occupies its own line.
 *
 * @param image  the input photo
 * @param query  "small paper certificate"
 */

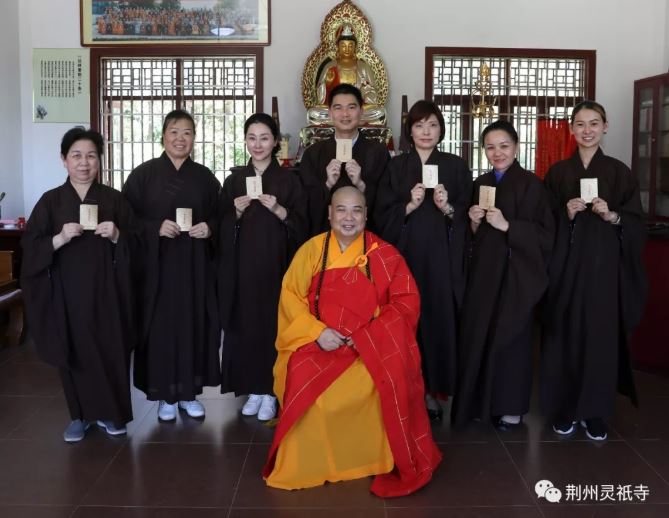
xmin=79 ymin=204 xmax=98 ymax=230
xmin=580 ymin=178 xmax=598 ymax=203
xmin=176 ymin=208 xmax=192 ymax=231
xmin=336 ymin=139 xmax=353 ymax=162
xmin=479 ymin=186 xmax=496 ymax=210
xmin=246 ymin=176 xmax=263 ymax=199
xmin=422 ymin=165 xmax=439 ymax=188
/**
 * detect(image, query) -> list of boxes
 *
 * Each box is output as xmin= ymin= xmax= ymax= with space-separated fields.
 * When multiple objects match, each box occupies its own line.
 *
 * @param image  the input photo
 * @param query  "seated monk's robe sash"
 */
xmin=263 ymin=231 xmax=442 ymax=497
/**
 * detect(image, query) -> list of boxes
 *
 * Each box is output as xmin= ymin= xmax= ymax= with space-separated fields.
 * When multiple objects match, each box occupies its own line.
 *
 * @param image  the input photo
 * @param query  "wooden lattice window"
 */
xmin=426 ymin=47 xmax=596 ymax=177
xmin=90 ymin=47 xmax=263 ymax=188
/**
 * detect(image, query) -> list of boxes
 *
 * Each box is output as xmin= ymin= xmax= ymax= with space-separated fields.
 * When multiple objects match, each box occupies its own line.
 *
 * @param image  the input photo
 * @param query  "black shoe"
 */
xmin=427 ymin=406 xmax=443 ymax=421
xmin=581 ymin=418 xmax=608 ymax=441
xmin=552 ymin=419 xmax=577 ymax=435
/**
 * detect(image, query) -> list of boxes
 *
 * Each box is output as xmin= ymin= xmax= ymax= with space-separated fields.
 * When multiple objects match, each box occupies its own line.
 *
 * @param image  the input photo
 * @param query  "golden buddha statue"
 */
xmin=306 ymin=24 xmax=386 ymax=125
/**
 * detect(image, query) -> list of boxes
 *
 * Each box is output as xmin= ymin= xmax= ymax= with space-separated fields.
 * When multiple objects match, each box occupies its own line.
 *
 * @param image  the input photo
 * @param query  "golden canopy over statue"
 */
xmin=302 ymin=0 xmax=388 ymax=126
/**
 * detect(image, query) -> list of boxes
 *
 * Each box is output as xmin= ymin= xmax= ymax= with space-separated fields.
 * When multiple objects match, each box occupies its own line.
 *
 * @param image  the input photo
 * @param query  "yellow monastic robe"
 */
xmin=266 ymin=232 xmax=393 ymax=490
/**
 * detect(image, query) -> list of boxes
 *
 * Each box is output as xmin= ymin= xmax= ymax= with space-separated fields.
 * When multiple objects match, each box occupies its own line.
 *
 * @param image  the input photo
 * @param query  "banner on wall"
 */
xmin=32 ymin=48 xmax=90 ymax=123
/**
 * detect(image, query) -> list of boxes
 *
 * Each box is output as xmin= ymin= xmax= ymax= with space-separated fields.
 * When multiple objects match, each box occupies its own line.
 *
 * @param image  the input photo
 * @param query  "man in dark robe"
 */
xmin=452 ymin=160 xmax=554 ymax=426
xmin=374 ymin=140 xmax=472 ymax=403
xmin=123 ymin=150 xmax=221 ymax=416
xmin=541 ymin=149 xmax=646 ymax=437
xmin=218 ymin=159 xmax=308 ymax=400
xmin=299 ymin=83 xmax=389 ymax=237
xmin=22 ymin=179 xmax=135 ymax=438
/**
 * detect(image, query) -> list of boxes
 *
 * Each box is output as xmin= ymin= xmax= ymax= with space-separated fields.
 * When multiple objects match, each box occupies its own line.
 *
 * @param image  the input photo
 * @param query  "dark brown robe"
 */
xmin=374 ymin=149 xmax=472 ymax=395
xmin=541 ymin=148 xmax=647 ymax=420
xmin=218 ymin=161 xmax=308 ymax=395
xmin=21 ymin=179 xmax=135 ymax=424
xmin=452 ymin=161 xmax=555 ymax=425
xmin=123 ymin=153 xmax=221 ymax=402
xmin=299 ymin=134 xmax=389 ymax=237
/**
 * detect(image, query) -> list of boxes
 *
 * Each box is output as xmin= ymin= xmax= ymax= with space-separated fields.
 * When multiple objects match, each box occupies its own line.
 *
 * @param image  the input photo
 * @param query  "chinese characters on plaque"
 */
xmin=32 ymin=48 xmax=90 ymax=123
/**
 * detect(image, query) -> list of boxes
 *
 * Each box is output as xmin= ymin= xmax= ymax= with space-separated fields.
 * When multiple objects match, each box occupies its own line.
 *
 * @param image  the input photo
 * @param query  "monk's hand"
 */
xmin=316 ymin=328 xmax=347 ymax=351
xmin=345 ymin=160 xmax=365 ymax=192
xmin=95 ymin=221 xmax=119 ymax=243
xmin=159 ymin=219 xmax=180 ymax=238
xmin=325 ymin=159 xmax=342 ymax=190
xmin=591 ymin=197 xmax=616 ymax=222
xmin=406 ymin=183 xmax=426 ymax=215
xmin=485 ymin=207 xmax=509 ymax=232
xmin=567 ymin=197 xmax=587 ymax=221
xmin=433 ymin=184 xmax=451 ymax=213
xmin=188 ymin=222 xmax=210 ymax=239
xmin=234 ymin=195 xmax=252 ymax=219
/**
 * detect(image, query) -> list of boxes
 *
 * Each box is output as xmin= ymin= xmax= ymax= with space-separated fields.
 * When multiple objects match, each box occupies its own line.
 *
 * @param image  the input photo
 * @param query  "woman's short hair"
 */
xmin=244 ymin=112 xmax=281 ymax=156
xmin=480 ymin=120 xmax=519 ymax=145
xmin=405 ymin=100 xmax=445 ymax=146
xmin=161 ymin=109 xmax=196 ymax=145
xmin=60 ymin=126 xmax=104 ymax=157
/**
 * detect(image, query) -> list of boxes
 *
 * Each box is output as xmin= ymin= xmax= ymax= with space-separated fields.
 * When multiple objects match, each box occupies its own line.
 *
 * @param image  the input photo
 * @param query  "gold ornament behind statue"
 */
xmin=301 ymin=0 xmax=388 ymax=126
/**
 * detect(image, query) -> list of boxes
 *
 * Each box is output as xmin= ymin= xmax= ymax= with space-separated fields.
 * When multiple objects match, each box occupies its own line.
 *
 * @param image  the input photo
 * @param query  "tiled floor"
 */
xmin=1 ymin=341 xmax=669 ymax=518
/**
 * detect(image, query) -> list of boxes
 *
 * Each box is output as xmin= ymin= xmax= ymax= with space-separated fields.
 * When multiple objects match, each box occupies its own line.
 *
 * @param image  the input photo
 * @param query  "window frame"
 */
xmin=425 ymin=47 xmax=596 ymax=174
xmin=89 ymin=46 xmax=264 ymax=186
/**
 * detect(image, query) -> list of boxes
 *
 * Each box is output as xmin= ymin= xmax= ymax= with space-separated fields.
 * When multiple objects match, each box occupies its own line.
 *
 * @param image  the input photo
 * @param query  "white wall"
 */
xmin=13 ymin=0 xmax=669 ymax=216
xmin=0 ymin=0 xmax=23 ymax=219
xmin=19 ymin=0 xmax=84 ymax=218
xmin=268 ymin=0 xmax=667 ymax=164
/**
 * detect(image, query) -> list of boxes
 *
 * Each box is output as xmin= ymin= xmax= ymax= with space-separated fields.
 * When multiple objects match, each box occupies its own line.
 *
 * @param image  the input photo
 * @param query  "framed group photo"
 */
xmin=80 ymin=0 xmax=271 ymax=46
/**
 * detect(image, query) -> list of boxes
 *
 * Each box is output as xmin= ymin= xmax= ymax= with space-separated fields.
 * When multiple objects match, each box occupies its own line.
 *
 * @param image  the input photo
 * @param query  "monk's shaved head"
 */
xmin=328 ymin=186 xmax=367 ymax=248
xmin=330 ymin=186 xmax=366 ymax=207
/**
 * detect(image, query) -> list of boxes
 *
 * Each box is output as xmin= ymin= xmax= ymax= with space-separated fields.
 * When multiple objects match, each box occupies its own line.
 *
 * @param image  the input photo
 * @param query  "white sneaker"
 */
xmin=241 ymin=394 xmax=262 ymax=416
xmin=500 ymin=415 xmax=522 ymax=425
xmin=178 ymin=400 xmax=205 ymax=418
xmin=158 ymin=401 xmax=177 ymax=421
xmin=97 ymin=420 xmax=127 ymax=436
xmin=257 ymin=395 xmax=277 ymax=421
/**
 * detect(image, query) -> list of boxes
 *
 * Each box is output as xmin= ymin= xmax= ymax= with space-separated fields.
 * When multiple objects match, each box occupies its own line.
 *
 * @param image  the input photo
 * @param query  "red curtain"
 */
xmin=535 ymin=119 xmax=577 ymax=180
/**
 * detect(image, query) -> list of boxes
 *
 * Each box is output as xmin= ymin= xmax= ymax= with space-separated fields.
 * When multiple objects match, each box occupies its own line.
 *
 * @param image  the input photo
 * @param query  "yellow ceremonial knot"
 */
xmin=355 ymin=241 xmax=378 ymax=268
xmin=355 ymin=255 xmax=368 ymax=267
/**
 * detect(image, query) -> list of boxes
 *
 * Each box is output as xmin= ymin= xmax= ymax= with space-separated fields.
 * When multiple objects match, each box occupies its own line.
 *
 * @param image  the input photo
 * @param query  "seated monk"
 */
xmin=307 ymin=25 xmax=386 ymax=126
xmin=263 ymin=186 xmax=442 ymax=497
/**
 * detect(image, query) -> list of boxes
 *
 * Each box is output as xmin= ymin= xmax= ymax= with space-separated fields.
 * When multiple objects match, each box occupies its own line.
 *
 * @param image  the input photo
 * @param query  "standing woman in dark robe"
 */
xmin=374 ymin=100 xmax=472 ymax=419
xmin=452 ymin=120 xmax=554 ymax=428
xmin=21 ymin=127 xmax=135 ymax=442
xmin=219 ymin=113 xmax=307 ymax=421
xmin=123 ymin=109 xmax=221 ymax=422
xmin=541 ymin=101 xmax=646 ymax=441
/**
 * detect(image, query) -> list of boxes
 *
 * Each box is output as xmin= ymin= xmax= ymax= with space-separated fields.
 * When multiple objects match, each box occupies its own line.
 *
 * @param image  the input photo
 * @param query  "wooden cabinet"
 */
xmin=633 ymin=72 xmax=669 ymax=220
xmin=0 ymin=229 xmax=23 ymax=284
